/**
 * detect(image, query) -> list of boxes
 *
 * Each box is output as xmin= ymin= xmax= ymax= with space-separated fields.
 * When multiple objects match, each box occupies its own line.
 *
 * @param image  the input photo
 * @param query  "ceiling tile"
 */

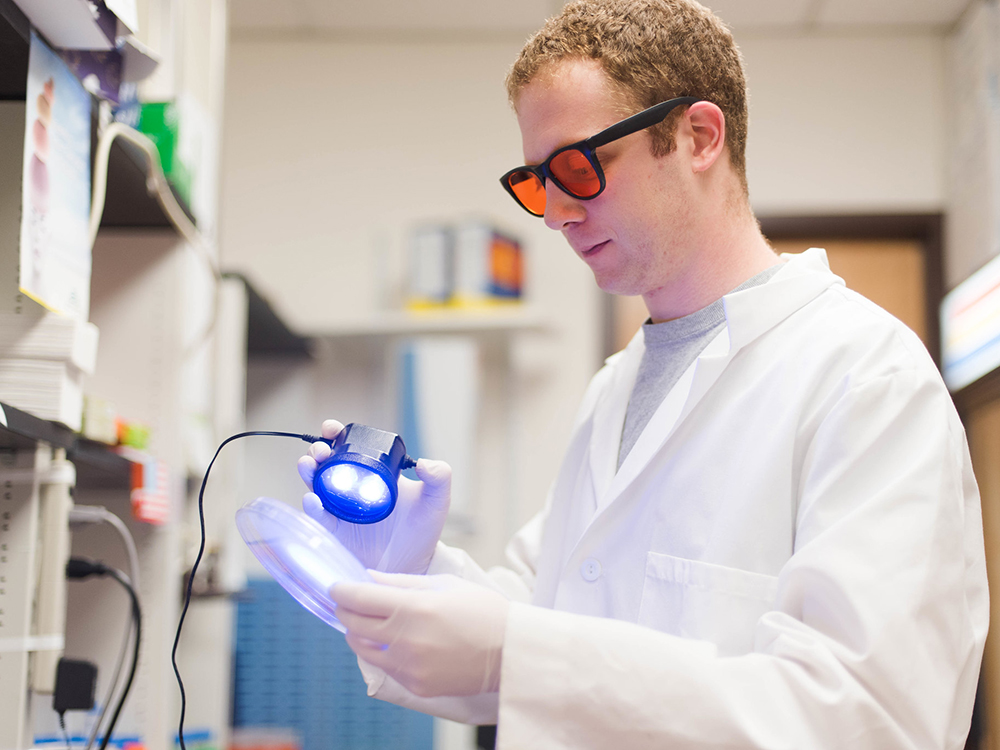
xmin=700 ymin=0 xmax=815 ymax=31
xmin=230 ymin=0 xmax=972 ymax=35
xmin=297 ymin=0 xmax=555 ymax=33
xmin=815 ymin=0 xmax=971 ymax=28
xmin=230 ymin=0 xmax=314 ymax=30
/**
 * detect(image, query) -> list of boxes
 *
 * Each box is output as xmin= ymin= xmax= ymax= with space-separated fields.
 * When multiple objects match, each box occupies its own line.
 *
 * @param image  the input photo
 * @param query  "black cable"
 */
xmin=98 ymin=567 xmax=140 ymax=750
xmin=85 ymin=603 xmax=134 ymax=750
xmin=65 ymin=559 xmax=141 ymax=750
xmin=59 ymin=712 xmax=71 ymax=750
xmin=171 ymin=431 xmax=326 ymax=750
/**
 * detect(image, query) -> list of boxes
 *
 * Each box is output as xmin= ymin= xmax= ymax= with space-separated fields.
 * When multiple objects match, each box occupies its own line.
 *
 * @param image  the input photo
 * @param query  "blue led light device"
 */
xmin=175 ymin=424 xmax=417 ymax=750
xmin=312 ymin=422 xmax=416 ymax=524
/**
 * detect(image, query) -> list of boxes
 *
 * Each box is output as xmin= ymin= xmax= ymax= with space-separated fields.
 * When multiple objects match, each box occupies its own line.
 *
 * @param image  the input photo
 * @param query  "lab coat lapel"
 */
xmin=587 ymin=333 xmax=645 ymax=503
xmin=601 ymin=325 xmax=731 ymax=511
xmin=586 ymin=248 xmax=843 ymax=525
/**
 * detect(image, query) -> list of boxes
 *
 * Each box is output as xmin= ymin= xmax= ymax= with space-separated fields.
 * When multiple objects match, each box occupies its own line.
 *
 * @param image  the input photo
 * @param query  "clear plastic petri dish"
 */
xmin=235 ymin=496 xmax=372 ymax=632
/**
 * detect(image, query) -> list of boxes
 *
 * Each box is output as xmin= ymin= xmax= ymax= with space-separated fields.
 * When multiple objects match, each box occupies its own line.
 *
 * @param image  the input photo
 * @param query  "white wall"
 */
xmin=741 ymin=31 xmax=947 ymax=216
xmin=220 ymin=39 xmax=596 ymax=328
xmin=219 ymin=28 xmax=949 ymax=568
xmin=220 ymin=32 xmax=950 ymax=313
xmin=945 ymin=0 xmax=1000 ymax=289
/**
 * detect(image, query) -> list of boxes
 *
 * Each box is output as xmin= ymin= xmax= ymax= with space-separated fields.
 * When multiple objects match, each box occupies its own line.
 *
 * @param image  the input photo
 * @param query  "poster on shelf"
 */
xmin=19 ymin=31 xmax=92 ymax=321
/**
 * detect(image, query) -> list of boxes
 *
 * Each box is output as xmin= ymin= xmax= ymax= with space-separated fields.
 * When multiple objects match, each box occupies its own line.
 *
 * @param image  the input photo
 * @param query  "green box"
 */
xmin=138 ymin=102 xmax=192 ymax=205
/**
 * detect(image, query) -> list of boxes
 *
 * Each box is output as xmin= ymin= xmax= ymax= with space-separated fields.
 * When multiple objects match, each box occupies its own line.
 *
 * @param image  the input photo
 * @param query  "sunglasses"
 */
xmin=500 ymin=96 xmax=702 ymax=217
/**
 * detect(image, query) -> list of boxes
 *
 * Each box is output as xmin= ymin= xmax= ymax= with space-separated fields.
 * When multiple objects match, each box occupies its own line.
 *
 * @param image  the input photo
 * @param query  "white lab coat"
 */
xmin=364 ymin=249 xmax=989 ymax=750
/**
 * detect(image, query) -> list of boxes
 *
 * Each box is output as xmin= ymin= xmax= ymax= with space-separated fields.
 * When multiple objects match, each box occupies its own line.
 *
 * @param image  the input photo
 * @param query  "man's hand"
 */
xmin=297 ymin=419 xmax=451 ymax=573
xmin=332 ymin=572 xmax=509 ymax=698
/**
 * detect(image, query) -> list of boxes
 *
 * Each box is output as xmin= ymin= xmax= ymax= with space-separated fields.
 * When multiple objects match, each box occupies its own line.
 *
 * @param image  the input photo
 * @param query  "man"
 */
xmin=298 ymin=1 xmax=988 ymax=747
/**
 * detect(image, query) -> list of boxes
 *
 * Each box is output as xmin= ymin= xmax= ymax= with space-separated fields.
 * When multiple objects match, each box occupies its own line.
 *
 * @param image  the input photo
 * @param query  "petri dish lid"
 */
xmin=235 ymin=496 xmax=372 ymax=633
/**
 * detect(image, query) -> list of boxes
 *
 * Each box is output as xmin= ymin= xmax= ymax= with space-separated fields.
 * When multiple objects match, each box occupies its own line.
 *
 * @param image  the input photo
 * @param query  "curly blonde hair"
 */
xmin=507 ymin=0 xmax=748 ymax=193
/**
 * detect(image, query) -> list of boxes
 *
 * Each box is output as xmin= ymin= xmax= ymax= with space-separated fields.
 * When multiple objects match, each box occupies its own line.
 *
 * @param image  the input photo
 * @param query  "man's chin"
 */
xmin=592 ymin=271 xmax=640 ymax=297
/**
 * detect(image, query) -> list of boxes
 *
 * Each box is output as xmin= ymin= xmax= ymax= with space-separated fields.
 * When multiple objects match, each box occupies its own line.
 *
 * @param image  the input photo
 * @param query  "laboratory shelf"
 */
xmin=0 ymin=401 xmax=74 ymax=452
xmin=68 ymin=438 xmax=134 ymax=491
xmin=308 ymin=306 xmax=548 ymax=339
xmin=100 ymin=135 xmax=198 ymax=230
xmin=0 ymin=0 xmax=197 ymax=232
xmin=0 ymin=1 xmax=230 ymax=747
xmin=0 ymin=0 xmax=29 ymax=99
xmin=225 ymin=273 xmax=312 ymax=357
xmin=0 ymin=402 xmax=135 ymax=490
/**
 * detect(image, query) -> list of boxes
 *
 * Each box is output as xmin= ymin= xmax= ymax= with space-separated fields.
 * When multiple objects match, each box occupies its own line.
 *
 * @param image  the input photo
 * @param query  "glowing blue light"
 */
xmin=326 ymin=464 xmax=358 ymax=493
xmin=359 ymin=474 xmax=389 ymax=503
xmin=312 ymin=423 xmax=412 ymax=524
xmin=318 ymin=463 xmax=390 ymax=507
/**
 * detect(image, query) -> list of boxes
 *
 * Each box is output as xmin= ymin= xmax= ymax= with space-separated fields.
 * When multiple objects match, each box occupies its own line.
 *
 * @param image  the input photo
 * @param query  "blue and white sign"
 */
xmin=941 ymin=252 xmax=1000 ymax=392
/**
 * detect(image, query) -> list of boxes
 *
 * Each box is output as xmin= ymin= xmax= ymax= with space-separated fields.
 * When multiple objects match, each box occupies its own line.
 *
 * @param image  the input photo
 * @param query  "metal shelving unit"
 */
xmin=0 ymin=402 xmax=135 ymax=490
xmin=69 ymin=438 xmax=134 ymax=491
xmin=0 ymin=2 xmax=226 ymax=748
xmin=0 ymin=0 xmax=197 ymax=231
xmin=0 ymin=0 xmax=184 ymax=493
xmin=0 ymin=401 xmax=74 ymax=452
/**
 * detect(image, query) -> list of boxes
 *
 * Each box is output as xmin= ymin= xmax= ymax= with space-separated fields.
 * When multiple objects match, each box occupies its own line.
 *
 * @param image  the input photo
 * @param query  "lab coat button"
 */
xmin=580 ymin=558 xmax=602 ymax=582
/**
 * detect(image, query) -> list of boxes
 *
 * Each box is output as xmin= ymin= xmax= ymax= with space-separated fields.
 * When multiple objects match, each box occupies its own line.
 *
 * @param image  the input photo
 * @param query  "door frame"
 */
xmin=602 ymin=213 xmax=946 ymax=366
xmin=758 ymin=213 xmax=945 ymax=370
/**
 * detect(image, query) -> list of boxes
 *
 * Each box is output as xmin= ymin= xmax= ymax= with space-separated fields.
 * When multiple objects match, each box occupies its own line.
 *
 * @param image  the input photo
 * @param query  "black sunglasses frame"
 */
xmin=500 ymin=96 xmax=702 ymax=217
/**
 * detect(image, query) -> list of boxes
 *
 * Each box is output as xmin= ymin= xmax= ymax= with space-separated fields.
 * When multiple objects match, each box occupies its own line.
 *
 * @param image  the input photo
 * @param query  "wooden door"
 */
xmin=769 ymin=239 xmax=927 ymax=345
xmin=967 ymin=402 xmax=1000 ymax=749
xmin=607 ymin=238 xmax=928 ymax=355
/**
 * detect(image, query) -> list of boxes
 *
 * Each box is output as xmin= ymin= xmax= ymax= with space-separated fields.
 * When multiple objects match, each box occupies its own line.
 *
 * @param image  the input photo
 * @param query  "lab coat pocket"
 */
xmin=637 ymin=552 xmax=779 ymax=656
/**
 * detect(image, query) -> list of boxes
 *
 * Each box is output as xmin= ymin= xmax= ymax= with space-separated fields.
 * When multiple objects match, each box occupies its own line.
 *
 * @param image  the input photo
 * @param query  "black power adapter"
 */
xmin=53 ymin=657 xmax=98 ymax=714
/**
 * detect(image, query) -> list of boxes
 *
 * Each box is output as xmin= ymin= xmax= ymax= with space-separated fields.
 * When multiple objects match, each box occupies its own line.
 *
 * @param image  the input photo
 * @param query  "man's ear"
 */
xmin=685 ymin=101 xmax=726 ymax=173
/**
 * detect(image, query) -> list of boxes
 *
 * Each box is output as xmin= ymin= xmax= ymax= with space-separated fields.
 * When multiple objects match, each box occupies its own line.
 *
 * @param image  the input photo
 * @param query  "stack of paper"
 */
xmin=0 ymin=311 xmax=99 ymax=430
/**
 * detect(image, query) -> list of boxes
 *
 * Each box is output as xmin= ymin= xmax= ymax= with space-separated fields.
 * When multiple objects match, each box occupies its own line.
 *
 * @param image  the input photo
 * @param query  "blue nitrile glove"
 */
xmin=297 ymin=419 xmax=451 ymax=573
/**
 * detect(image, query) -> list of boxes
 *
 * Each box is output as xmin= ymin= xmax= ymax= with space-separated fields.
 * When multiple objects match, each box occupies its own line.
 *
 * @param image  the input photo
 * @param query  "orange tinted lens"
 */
xmin=550 ymin=148 xmax=600 ymax=197
xmin=508 ymin=171 xmax=546 ymax=215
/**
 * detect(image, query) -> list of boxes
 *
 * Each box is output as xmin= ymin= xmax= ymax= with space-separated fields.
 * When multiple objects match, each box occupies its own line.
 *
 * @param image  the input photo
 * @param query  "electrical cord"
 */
xmin=83 ymin=620 xmax=135 ymax=750
xmin=67 ymin=506 xmax=140 ymax=750
xmin=68 ymin=506 xmax=141 ymax=591
xmin=88 ymin=122 xmax=221 ymax=360
xmin=89 ymin=123 xmax=217 ymax=276
xmin=172 ymin=431 xmax=328 ymax=750
xmin=66 ymin=558 xmax=142 ymax=750
xmin=59 ymin=712 xmax=71 ymax=750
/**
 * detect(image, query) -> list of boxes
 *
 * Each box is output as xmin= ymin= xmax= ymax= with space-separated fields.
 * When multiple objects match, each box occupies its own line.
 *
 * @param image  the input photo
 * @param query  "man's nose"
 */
xmin=543 ymin=181 xmax=586 ymax=231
